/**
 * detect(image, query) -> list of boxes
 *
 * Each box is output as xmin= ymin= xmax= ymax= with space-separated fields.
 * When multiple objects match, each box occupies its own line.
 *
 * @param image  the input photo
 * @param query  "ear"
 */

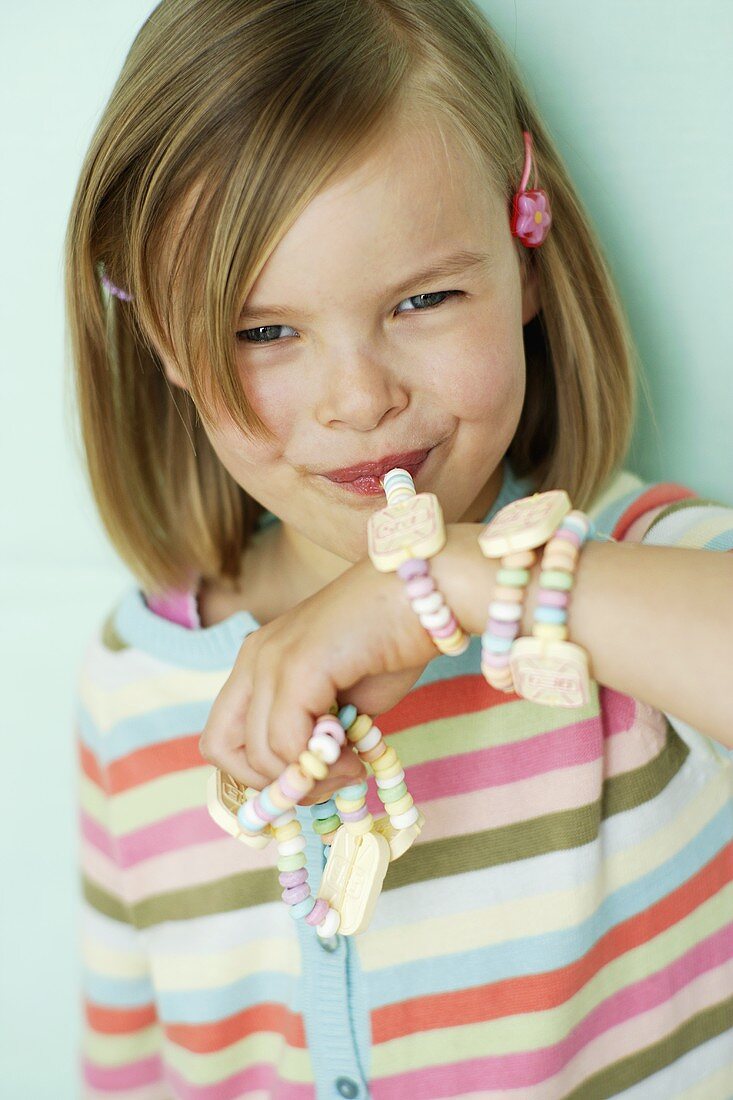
xmin=520 ymin=257 xmax=541 ymax=326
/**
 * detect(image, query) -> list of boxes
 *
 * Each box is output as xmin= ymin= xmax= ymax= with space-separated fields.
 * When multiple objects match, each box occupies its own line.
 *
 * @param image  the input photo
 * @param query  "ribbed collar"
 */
xmin=113 ymin=458 xmax=534 ymax=667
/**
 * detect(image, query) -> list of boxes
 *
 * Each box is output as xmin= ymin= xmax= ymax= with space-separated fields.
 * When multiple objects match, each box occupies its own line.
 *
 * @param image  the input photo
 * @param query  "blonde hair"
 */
xmin=65 ymin=0 xmax=641 ymax=598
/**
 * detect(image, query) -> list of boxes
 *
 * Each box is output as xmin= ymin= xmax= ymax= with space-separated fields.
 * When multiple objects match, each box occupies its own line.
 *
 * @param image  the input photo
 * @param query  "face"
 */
xmin=161 ymin=113 xmax=540 ymax=578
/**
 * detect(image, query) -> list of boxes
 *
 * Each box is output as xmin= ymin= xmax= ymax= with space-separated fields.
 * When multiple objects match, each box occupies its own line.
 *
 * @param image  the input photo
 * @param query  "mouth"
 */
xmin=317 ymin=447 xmax=435 ymax=497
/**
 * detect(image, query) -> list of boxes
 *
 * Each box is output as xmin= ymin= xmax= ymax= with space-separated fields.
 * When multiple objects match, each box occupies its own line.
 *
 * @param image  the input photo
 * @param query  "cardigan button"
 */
xmin=318 ymin=933 xmax=340 ymax=953
xmin=335 ymin=1077 xmax=360 ymax=1098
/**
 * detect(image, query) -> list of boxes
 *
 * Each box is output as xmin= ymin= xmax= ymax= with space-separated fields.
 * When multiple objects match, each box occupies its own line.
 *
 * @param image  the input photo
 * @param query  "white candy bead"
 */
xmin=375 ymin=769 xmax=405 ymax=789
xmin=316 ymin=907 xmax=341 ymax=938
xmin=419 ymin=603 xmax=451 ymax=630
xmin=352 ymin=726 xmax=381 ymax=753
xmin=390 ymin=805 xmax=420 ymax=829
xmin=277 ymin=835 xmax=307 ymax=856
xmin=308 ymin=732 xmax=340 ymax=764
xmin=489 ymin=600 xmax=522 ymax=622
xmin=410 ymin=591 xmax=444 ymax=615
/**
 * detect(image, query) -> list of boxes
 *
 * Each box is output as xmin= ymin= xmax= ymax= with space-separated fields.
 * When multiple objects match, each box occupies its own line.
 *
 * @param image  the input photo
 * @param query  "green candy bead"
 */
xmin=496 ymin=568 xmax=531 ymax=587
xmin=539 ymin=569 xmax=573 ymax=590
xmin=277 ymin=852 xmax=307 ymax=872
xmin=378 ymin=781 xmax=408 ymax=803
xmin=312 ymin=814 xmax=341 ymax=834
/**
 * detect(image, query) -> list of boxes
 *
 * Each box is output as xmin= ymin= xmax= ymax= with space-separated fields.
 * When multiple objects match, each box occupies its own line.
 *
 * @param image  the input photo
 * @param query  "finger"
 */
xmin=240 ymin=664 xmax=291 ymax=782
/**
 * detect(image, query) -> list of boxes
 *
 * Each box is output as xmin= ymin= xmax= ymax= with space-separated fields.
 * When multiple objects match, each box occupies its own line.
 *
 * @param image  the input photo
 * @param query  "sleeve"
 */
xmin=75 ymin=649 xmax=169 ymax=1099
xmin=616 ymin=488 xmax=733 ymax=762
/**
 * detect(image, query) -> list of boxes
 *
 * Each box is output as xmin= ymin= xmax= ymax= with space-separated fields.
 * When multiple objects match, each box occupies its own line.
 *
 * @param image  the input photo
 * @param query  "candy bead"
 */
xmin=482 ymin=650 xmax=510 ymax=668
xmin=336 ymin=781 xmax=369 ymax=801
xmin=305 ymin=897 xmax=330 ymax=927
xmin=504 ymin=549 xmax=536 ymax=568
xmin=359 ymin=741 xmax=387 ymax=764
xmin=564 ymin=512 xmax=592 ymax=538
xmin=390 ymin=805 xmax=420 ymax=829
xmin=387 ymin=792 xmax=413 ymax=816
xmin=351 ymin=725 xmax=381 ymax=752
xmin=372 ymin=746 xmax=398 ymax=772
xmin=279 ymin=868 xmax=308 ymax=888
xmin=335 ymin=797 xmax=364 ymax=813
xmin=320 ymin=829 xmax=339 ymax=846
xmin=344 ymin=814 xmax=373 ymax=835
xmin=308 ymin=732 xmax=341 ymax=764
xmin=298 ymin=750 xmax=328 ymax=780
xmin=277 ymin=852 xmax=307 ymax=872
xmin=337 ymin=704 xmax=357 ymax=729
xmin=488 ymin=617 xmax=518 ymax=638
xmin=419 ymin=603 xmax=451 ymax=630
xmin=410 ymin=590 xmax=443 ymax=615
xmin=310 ymin=799 xmax=338 ymax=819
xmin=552 ymin=527 xmax=582 ymax=548
xmin=289 ymin=895 xmax=317 ymax=921
xmin=396 ymin=557 xmax=428 ymax=581
xmin=404 ymin=575 xmax=435 ymax=599
xmin=488 ymin=600 xmax=523 ymax=622
xmin=316 ymin=907 xmax=341 ymax=937
xmin=238 ymin=800 xmax=266 ymax=831
xmin=346 ymin=714 xmax=373 ymax=742
xmin=482 ymin=634 xmax=512 ymax=653
xmin=283 ymin=882 xmax=311 ymax=905
xmin=277 ymin=835 xmax=307 ymax=856
xmin=539 ymin=570 xmax=573 ymax=591
xmin=438 ymin=630 xmax=470 ymax=655
xmin=543 ymin=550 xmax=577 ymax=572
xmin=339 ymin=805 xmax=369 ymax=822
xmin=494 ymin=586 xmax=524 ymax=603
xmin=258 ymin=787 xmax=282 ymax=819
xmin=497 ymin=568 xmax=531 ymax=587
xmin=273 ymin=820 xmax=303 ymax=843
xmin=534 ymin=605 xmax=567 ymax=625
xmin=312 ymin=814 xmax=341 ymax=834
xmin=312 ymin=715 xmax=346 ymax=744
xmin=378 ymin=781 xmax=408 ymax=803
xmin=536 ymin=589 xmax=568 ymax=608
xmin=534 ymin=622 xmax=568 ymax=641
xmin=281 ymin=764 xmax=313 ymax=798
xmin=371 ymin=758 xmax=402 ymax=780
xmin=375 ymin=769 xmax=405 ymax=788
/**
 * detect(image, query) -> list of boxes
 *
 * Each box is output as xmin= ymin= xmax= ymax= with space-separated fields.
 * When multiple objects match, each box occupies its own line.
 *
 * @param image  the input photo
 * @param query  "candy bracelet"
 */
xmin=369 ymin=467 xmax=470 ymax=657
xmin=207 ymin=466 xmax=430 ymax=938
xmin=478 ymin=490 xmax=595 ymax=707
xmin=207 ymin=700 xmax=424 ymax=936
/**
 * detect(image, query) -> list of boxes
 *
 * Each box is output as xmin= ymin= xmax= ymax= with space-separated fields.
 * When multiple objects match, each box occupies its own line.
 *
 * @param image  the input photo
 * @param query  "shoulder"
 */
xmin=585 ymin=467 xmax=699 ymax=544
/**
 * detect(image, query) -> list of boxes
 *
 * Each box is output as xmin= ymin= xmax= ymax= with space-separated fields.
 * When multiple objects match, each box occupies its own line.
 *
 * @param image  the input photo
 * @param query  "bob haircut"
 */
xmin=65 ymin=0 xmax=642 ymax=598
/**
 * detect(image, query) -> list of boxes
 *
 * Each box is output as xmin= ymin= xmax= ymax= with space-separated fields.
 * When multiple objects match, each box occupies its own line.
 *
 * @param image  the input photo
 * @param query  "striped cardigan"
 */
xmin=76 ymin=460 xmax=733 ymax=1099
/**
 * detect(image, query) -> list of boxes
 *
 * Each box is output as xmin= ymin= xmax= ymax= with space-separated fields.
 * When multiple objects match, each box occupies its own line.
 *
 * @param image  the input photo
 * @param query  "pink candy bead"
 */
xmin=553 ymin=527 xmax=582 ymax=548
xmin=305 ymin=897 xmax=330 ymax=926
xmin=397 ymin=558 xmax=429 ymax=581
xmin=431 ymin=615 xmax=457 ymax=638
xmin=253 ymin=799 xmax=273 ymax=823
xmin=279 ymin=868 xmax=308 ymax=887
xmin=278 ymin=774 xmax=303 ymax=802
xmin=488 ymin=618 xmax=518 ymax=637
xmin=283 ymin=882 xmax=311 ymax=905
xmin=537 ymin=589 xmax=569 ymax=608
xmin=405 ymin=574 xmax=435 ymax=600
xmin=312 ymin=716 xmax=346 ymax=745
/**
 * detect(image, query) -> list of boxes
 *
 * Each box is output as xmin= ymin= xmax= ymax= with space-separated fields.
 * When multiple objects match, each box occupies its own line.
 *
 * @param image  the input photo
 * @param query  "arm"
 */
xmin=384 ymin=523 xmax=733 ymax=749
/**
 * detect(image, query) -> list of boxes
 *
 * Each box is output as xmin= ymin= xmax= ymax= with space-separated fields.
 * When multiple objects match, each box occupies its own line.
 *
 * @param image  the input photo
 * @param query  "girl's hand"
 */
xmin=198 ymin=556 xmax=437 ymax=805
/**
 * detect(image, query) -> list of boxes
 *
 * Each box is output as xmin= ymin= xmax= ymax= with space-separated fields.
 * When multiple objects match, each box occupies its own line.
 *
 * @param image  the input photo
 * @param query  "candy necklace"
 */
xmin=207 ymin=469 xmax=426 ymax=937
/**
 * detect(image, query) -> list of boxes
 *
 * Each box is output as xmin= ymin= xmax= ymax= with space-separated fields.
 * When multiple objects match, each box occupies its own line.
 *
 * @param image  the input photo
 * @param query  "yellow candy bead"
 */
xmin=533 ymin=622 xmax=569 ymax=641
xmin=494 ymin=586 xmax=524 ymax=602
xmin=334 ymin=797 xmax=364 ymax=813
xmin=371 ymin=745 xmax=398 ymax=772
xmin=346 ymin=714 xmax=373 ymax=742
xmin=272 ymin=820 xmax=301 ymax=842
xmin=298 ymin=750 xmax=328 ymax=781
xmin=387 ymin=792 xmax=413 ymax=816
xmin=344 ymin=814 xmax=373 ymax=836
xmin=372 ymin=759 xmax=403 ymax=780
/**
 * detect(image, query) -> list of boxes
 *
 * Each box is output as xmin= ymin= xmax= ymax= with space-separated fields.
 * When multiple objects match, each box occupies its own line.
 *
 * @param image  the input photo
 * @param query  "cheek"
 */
xmin=434 ymin=321 xmax=526 ymax=421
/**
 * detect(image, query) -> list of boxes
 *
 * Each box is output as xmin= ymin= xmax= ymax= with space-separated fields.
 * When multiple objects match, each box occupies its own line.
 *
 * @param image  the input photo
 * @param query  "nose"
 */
xmin=314 ymin=341 xmax=409 ymax=430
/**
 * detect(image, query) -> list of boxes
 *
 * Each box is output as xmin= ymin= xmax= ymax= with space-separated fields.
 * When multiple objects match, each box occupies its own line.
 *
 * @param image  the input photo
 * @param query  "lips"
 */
xmin=322 ymin=448 xmax=432 ymax=483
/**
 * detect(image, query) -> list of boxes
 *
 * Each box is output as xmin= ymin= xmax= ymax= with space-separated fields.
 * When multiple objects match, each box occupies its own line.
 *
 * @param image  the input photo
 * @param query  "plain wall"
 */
xmin=1 ymin=2 xmax=730 ymax=1095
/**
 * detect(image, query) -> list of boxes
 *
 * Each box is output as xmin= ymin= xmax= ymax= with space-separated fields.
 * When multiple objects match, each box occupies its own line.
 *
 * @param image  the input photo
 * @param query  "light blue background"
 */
xmin=1 ymin=3 xmax=731 ymax=1095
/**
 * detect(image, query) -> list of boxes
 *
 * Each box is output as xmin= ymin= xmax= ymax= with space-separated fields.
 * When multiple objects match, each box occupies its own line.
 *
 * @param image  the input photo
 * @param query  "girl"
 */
xmin=68 ymin=1 xmax=733 ymax=1097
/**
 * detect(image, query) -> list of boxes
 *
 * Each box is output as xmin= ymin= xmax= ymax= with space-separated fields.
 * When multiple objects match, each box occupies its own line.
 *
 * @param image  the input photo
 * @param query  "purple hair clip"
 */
xmin=100 ymin=267 xmax=134 ymax=302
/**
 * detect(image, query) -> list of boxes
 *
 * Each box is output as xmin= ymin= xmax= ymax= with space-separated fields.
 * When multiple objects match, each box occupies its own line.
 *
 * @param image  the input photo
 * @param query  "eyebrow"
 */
xmin=237 ymin=248 xmax=492 ymax=322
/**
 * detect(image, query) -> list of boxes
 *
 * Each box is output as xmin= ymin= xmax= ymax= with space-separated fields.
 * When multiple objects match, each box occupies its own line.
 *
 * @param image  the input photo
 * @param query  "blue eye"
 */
xmin=235 ymin=290 xmax=461 ymax=345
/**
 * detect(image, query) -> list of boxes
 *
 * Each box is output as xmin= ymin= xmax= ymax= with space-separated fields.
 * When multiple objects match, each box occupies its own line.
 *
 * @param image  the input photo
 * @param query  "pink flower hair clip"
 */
xmin=510 ymin=131 xmax=552 ymax=248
